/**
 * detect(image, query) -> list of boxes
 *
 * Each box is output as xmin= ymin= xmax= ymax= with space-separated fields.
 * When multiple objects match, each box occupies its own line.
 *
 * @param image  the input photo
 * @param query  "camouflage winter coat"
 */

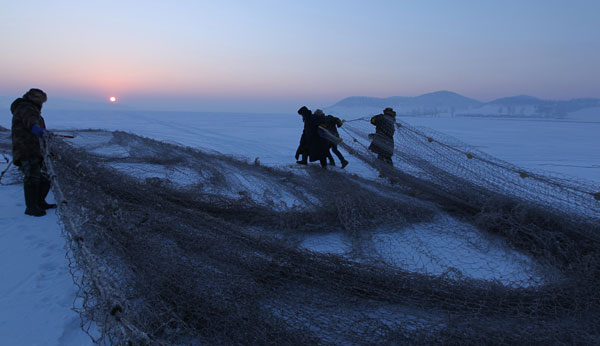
xmin=11 ymin=98 xmax=46 ymax=166
xmin=368 ymin=112 xmax=396 ymax=157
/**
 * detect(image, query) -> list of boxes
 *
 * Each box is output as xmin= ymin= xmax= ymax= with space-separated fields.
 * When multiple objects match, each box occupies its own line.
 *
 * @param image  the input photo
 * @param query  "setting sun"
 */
xmin=109 ymin=96 xmax=117 ymax=103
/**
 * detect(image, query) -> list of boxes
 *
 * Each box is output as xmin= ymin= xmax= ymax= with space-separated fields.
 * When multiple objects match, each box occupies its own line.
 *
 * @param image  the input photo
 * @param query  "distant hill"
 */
xmin=411 ymin=91 xmax=483 ymax=109
xmin=328 ymin=91 xmax=482 ymax=116
xmin=488 ymin=95 xmax=544 ymax=106
xmin=476 ymin=96 xmax=600 ymax=117
xmin=326 ymin=91 xmax=600 ymax=119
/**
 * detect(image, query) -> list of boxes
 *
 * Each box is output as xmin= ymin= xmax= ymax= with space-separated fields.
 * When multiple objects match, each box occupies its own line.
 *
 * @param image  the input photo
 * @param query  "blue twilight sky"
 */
xmin=1 ymin=0 xmax=599 ymax=112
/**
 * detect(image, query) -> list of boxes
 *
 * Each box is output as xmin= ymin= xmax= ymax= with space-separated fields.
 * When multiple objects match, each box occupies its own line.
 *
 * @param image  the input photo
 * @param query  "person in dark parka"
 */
xmin=323 ymin=114 xmax=349 ymax=168
xmin=11 ymin=88 xmax=56 ymax=216
xmin=306 ymin=109 xmax=330 ymax=168
xmin=295 ymin=106 xmax=312 ymax=165
xmin=368 ymin=107 xmax=396 ymax=166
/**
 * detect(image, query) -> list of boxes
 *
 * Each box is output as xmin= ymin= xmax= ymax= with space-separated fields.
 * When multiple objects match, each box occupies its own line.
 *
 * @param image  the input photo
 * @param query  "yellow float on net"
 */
xmin=338 ymin=138 xmax=343 ymax=143
xmin=353 ymin=138 xmax=358 ymax=143
xmin=427 ymin=137 xmax=434 ymax=143
xmin=466 ymin=153 xmax=474 ymax=159
xmin=289 ymin=164 xmax=293 ymax=168
xmin=519 ymin=172 xmax=528 ymax=179
xmin=594 ymin=192 xmax=600 ymax=201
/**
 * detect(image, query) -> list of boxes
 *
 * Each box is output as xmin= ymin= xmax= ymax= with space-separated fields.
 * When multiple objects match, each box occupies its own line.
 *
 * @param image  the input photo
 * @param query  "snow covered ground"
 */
xmin=1 ymin=108 xmax=598 ymax=344
xmin=0 ymin=184 xmax=92 ymax=346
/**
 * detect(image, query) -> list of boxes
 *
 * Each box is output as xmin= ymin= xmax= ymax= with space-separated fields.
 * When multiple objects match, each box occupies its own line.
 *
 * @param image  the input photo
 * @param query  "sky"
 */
xmin=1 ymin=0 xmax=599 ymax=112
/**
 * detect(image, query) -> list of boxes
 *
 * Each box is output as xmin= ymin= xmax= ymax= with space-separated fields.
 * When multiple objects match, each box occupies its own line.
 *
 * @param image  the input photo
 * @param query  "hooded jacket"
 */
xmin=296 ymin=106 xmax=312 ymax=158
xmin=11 ymin=90 xmax=47 ymax=166
xmin=368 ymin=109 xmax=396 ymax=158
xmin=306 ymin=110 xmax=329 ymax=162
xmin=324 ymin=115 xmax=342 ymax=138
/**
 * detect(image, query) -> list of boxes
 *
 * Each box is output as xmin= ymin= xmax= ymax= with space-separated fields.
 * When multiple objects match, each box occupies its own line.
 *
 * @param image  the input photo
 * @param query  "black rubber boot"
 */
xmin=38 ymin=178 xmax=57 ymax=209
xmin=296 ymin=154 xmax=308 ymax=165
xmin=341 ymin=159 xmax=349 ymax=169
xmin=24 ymin=182 xmax=46 ymax=217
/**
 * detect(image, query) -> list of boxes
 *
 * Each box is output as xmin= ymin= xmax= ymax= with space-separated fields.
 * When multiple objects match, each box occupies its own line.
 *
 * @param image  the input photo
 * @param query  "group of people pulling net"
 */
xmin=294 ymin=105 xmax=398 ymax=170
xmin=3 ymin=88 xmax=600 ymax=344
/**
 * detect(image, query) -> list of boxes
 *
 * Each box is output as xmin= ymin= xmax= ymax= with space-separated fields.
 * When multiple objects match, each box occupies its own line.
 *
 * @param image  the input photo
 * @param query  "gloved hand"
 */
xmin=295 ymin=152 xmax=299 ymax=160
xmin=31 ymin=125 xmax=48 ymax=138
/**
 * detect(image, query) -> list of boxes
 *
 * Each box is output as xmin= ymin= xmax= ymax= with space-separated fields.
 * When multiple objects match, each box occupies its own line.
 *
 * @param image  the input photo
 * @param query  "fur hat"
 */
xmin=314 ymin=109 xmax=324 ymax=116
xmin=383 ymin=107 xmax=396 ymax=116
xmin=23 ymin=88 xmax=47 ymax=104
xmin=297 ymin=106 xmax=311 ymax=116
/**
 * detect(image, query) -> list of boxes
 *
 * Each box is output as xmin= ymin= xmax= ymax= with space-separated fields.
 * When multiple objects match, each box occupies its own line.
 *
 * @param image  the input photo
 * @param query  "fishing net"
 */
xmin=0 ymin=127 xmax=22 ymax=185
xmin=35 ymin=115 xmax=600 ymax=345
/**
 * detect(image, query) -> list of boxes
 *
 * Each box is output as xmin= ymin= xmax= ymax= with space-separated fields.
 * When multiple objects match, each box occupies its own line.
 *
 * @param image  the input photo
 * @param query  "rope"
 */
xmin=341 ymin=116 xmax=370 ymax=123
xmin=394 ymin=120 xmax=596 ymax=197
xmin=338 ymin=116 xmax=599 ymax=202
xmin=0 ymin=159 xmax=13 ymax=185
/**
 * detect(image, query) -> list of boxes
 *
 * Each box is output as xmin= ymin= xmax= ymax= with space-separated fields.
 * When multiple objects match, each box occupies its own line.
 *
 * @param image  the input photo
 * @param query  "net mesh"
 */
xmin=6 ymin=115 xmax=600 ymax=344
xmin=1 ymin=127 xmax=21 ymax=185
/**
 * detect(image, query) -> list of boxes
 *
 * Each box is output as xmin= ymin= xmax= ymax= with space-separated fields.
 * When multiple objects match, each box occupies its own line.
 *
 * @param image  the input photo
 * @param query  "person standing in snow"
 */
xmin=10 ymin=88 xmax=56 ymax=217
xmin=368 ymin=107 xmax=396 ymax=166
xmin=322 ymin=114 xmax=349 ymax=168
xmin=295 ymin=106 xmax=312 ymax=165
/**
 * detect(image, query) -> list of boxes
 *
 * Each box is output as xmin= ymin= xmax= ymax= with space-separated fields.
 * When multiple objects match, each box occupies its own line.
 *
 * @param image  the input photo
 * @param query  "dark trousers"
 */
xmin=330 ymin=145 xmax=345 ymax=162
xmin=21 ymin=158 xmax=42 ymax=185
xmin=19 ymin=158 xmax=51 ymax=206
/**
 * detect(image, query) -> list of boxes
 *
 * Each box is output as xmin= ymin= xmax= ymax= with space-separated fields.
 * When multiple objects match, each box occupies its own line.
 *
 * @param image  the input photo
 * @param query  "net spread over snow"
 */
xmin=0 ymin=107 xmax=598 ymax=345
